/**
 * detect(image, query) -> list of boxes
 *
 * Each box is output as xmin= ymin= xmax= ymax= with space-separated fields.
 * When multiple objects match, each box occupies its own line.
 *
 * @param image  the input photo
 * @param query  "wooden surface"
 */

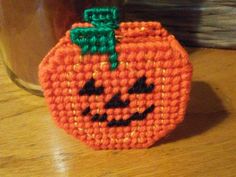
xmin=123 ymin=0 xmax=236 ymax=49
xmin=0 ymin=48 xmax=236 ymax=177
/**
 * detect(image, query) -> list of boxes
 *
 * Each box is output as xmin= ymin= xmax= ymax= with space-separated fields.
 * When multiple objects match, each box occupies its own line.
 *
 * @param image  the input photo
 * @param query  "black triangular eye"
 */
xmin=79 ymin=78 xmax=104 ymax=95
xmin=128 ymin=76 xmax=154 ymax=94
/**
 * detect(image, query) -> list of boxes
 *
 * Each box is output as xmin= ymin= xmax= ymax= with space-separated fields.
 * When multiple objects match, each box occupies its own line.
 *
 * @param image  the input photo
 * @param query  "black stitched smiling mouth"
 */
xmin=82 ymin=104 xmax=155 ymax=127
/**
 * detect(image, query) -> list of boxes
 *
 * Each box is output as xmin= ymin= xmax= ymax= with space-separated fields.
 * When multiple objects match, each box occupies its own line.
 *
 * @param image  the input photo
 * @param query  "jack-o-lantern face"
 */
xmin=39 ymin=8 xmax=192 ymax=150
xmin=79 ymin=76 xmax=155 ymax=127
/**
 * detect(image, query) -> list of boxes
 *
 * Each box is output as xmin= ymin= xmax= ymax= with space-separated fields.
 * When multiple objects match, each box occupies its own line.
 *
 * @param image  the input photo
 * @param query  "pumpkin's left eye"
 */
xmin=128 ymin=76 xmax=155 ymax=94
xmin=79 ymin=78 xmax=104 ymax=96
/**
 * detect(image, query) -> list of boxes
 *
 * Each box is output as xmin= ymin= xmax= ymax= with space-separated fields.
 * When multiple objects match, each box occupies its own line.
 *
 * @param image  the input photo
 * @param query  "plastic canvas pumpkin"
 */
xmin=39 ymin=7 xmax=192 ymax=150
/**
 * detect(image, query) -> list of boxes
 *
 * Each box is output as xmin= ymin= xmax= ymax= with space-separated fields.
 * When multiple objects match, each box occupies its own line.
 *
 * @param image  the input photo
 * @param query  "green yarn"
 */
xmin=84 ymin=7 xmax=119 ymax=29
xmin=70 ymin=7 xmax=119 ymax=70
xmin=70 ymin=27 xmax=118 ymax=68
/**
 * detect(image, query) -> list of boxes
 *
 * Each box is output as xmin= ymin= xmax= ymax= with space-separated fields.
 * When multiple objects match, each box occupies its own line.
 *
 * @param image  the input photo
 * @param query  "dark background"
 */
xmin=97 ymin=0 xmax=236 ymax=49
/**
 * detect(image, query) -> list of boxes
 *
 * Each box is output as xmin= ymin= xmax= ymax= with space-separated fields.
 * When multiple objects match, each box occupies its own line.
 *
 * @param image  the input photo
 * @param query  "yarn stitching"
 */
xmin=39 ymin=8 xmax=193 ymax=150
xmin=84 ymin=7 xmax=119 ymax=29
xmin=79 ymin=78 xmax=104 ymax=96
xmin=70 ymin=7 xmax=119 ymax=70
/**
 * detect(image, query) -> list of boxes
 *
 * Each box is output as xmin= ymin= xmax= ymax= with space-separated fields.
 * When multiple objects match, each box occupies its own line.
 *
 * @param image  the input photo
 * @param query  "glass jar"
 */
xmin=0 ymin=0 xmax=94 ymax=96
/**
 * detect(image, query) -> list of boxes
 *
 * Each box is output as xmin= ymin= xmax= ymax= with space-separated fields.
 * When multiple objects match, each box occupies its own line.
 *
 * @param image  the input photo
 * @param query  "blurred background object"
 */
xmin=0 ymin=0 xmax=94 ymax=95
xmin=123 ymin=0 xmax=236 ymax=49
xmin=0 ymin=0 xmax=235 ymax=96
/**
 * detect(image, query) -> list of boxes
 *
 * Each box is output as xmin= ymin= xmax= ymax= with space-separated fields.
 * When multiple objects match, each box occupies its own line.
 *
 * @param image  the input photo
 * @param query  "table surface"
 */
xmin=0 ymin=48 xmax=235 ymax=177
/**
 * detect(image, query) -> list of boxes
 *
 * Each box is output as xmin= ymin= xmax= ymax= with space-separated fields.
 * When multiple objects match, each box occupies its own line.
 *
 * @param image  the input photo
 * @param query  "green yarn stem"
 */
xmin=70 ymin=7 xmax=119 ymax=70
xmin=84 ymin=7 xmax=119 ymax=29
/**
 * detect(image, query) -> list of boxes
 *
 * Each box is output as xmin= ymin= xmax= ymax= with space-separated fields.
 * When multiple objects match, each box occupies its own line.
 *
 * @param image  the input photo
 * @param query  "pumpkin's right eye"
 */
xmin=128 ymin=76 xmax=155 ymax=94
xmin=79 ymin=78 xmax=104 ymax=96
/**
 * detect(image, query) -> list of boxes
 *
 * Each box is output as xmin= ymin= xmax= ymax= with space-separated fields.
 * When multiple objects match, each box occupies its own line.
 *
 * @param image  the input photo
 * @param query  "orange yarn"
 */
xmin=39 ymin=21 xmax=192 ymax=150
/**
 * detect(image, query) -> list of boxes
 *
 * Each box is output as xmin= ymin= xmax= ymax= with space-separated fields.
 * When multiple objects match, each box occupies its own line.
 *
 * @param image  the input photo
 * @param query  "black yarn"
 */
xmin=104 ymin=93 xmax=130 ymax=109
xmin=107 ymin=119 xmax=131 ymax=127
xmin=80 ymin=77 xmax=155 ymax=126
xmin=87 ymin=105 xmax=155 ymax=126
xmin=129 ymin=104 xmax=155 ymax=121
xmin=128 ymin=76 xmax=155 ymax=94
xmin=107 ymin=104 xmax=155 ymax=127
xmin=79 ymin=78 xmax=104 ymax=96
xmin=81 ymin=106 xmax=90 ymax=116
xmin=92 ymin=113 xmax=108 ymax=122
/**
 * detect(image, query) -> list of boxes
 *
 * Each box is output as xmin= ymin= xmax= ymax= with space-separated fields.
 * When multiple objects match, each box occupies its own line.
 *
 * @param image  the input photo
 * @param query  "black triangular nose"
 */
xmin=105 ymin=93 xmax=130 ymax=108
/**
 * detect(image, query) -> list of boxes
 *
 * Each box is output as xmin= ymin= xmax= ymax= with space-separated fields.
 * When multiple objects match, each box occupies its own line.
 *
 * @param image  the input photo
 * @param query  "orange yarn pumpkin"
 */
xmin=39 ymin=7 xmax=192 ymax=150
